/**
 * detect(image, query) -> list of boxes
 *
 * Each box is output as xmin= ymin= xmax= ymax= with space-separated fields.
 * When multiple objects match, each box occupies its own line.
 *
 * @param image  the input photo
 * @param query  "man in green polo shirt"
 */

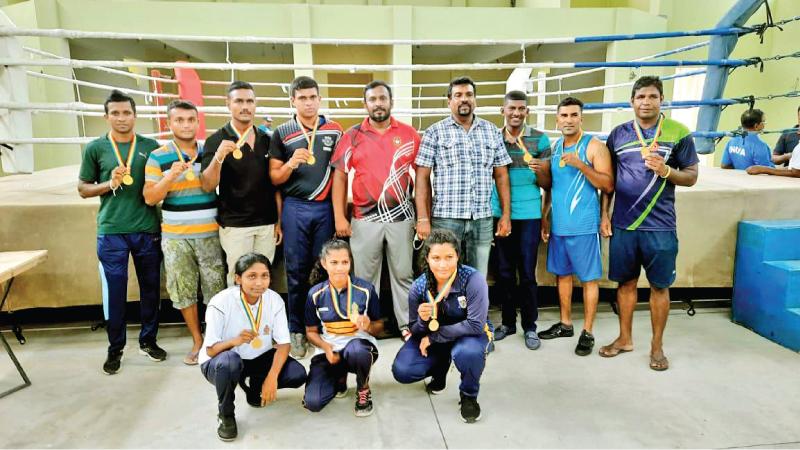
xmin=78 ymin=90 xmax=167 ymax=375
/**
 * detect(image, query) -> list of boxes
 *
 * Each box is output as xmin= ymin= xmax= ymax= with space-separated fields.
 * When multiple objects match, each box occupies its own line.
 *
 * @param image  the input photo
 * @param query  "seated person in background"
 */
xmin=772 ymin=105 xmax=799 ymax=167
xmin=747 ymin=142 xmax=800 ymax=178
xmin=303 ymin=239 xmax=383 ymax=417
xmin=200 ymin=253 xmax=307 ymax=442
xmin=721 ymin=109 xmax=774 ymax=170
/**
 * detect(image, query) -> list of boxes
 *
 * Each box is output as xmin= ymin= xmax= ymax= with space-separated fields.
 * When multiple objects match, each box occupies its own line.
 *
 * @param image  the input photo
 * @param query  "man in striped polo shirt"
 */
xmin=144 ymin=100 xmax=226 ymax=365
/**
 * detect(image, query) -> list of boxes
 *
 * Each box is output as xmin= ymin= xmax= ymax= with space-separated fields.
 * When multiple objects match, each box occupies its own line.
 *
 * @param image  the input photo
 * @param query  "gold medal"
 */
xmin=634 ymin=114 xmax=664 ymax=160
xmin=427 ymin=270 xmax=457 ymax=333
xmin=523 ymin=152 xmax=533 ymax=163
xmin=297 ymin=116 xmax=319 ymax=167
xmin=239 ymin=289 xmax=263 ymax=351
xmin=232 ymin=149 xmax=243 ymax=160
xmin=170 ymin=141 xmax=199 ymax=182
xmin=230 ymin=123 xmax=252 ymax=161
xmin=350 ymin=303 xmax=360 ymax=324
xmin=109 ymin=132 xmax=137 ymax=188
xmin=557 ymin=130 xmax=583 ymax=169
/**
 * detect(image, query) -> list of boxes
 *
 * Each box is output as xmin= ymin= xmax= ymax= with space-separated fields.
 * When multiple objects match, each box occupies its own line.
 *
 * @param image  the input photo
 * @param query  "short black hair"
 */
xmin=447 ymin=76 xmax=476 ymax=99
xmin=234 ymin=252 xmax=272 ymax=277
xmin=557 ymin=96 xmax=584 ymax=112
xmin=227 ymin=80 xmax=255 ymax=97
xmin=290 ymin=76 xmax=319 ymax=98
xmin=364 ymin=80 xmax=393 ymax=100
xmin=741 ymin=108 xmax=765 ymax=129
xmin=504 ymin=90 xmax=527 ymax=104
xmin=166 ymin=99 xmax=198 ymax=117
xmin=104 ymin=90 xmax=136 ymax=115
xmin=631 ymin=76 xmax=664 ymax=98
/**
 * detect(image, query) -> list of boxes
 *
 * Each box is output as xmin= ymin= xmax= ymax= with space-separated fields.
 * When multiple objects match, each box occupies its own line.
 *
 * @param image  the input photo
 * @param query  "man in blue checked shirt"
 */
xmin=415 ymin=76 xmax=512 ymax=276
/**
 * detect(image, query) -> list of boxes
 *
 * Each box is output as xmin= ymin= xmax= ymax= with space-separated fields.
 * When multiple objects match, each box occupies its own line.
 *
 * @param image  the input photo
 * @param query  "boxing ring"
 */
xmin=1 ymin=0 xmax=799 ymax=313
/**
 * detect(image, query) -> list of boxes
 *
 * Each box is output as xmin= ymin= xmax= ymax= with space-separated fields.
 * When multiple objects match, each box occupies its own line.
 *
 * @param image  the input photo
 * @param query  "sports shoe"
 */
xmin=103 ymin=350 xmax=123 ymax=375
xmin=459 ymin=392 xmax=482 ymax=423
xmin=537 ymin=322 xmax=574 ymax=340
xmin=354 ymin=387 xmax=373 ymax=417
xmin=524 ymin=331 xmax=541 ymax=350
xmin=492 ymin=325 xmax=516 ymax=341
xmin=138 ymin=342 xmax=167 ymax=362
xmin=217 ymin=414 xmax=237 ymax=441
xmin=575 ymin=330 xmax=595 ymax=356
xmin=290 ymin=333 xmax=307 ymax=359
xmin=425 ymin=376 xmax=446 ymax=395
xmin=238 ymin=377 xmax=263 ymax=407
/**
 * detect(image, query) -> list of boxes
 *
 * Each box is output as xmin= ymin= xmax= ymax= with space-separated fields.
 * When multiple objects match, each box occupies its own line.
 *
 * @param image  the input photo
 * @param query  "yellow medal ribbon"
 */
xmin=230 ymin=123 xmax=252 ymax=160
xmin=170 ymin=141 xmax=199 ymax=181
xmin=633 ymin=114 xmax=664 ymax=159
xmin=239 ymin=289 xmax=263 ymax=349
xmin=426 ymin=269 xmax=457 ymax=332
xmin=504 ymin=127 xmax=533 ymax=163
xmin=108 ymin=132 xmax=137 ymax=185
xmin=559 ymin=130 xmax=583 ymax=168
xmin=296 ymin=116 xmax=319 ymax=165
xmin=329 ymin=276 xmax=356 ymax=322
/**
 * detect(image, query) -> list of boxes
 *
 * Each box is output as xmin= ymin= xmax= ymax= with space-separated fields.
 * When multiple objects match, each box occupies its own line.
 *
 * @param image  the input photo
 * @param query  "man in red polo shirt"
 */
xmin=331 ymin=80 xmax=421 ymax=341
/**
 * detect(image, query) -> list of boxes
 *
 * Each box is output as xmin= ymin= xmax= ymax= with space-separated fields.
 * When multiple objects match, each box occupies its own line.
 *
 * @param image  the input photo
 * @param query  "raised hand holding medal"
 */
xmin=171 ymin=141 xmax=198 ymax=181
xmin=296 ymin=116 xmax=319 ymax=166
xmin=108 ymin=132 xmax=137 ymax=185
xmin=239 ymin=289 xmax=264 ymax=349
xmin=427 ymin=270 xmax=457 ymax=332
xmin=634 ymin=113 xmax=664 ymax=160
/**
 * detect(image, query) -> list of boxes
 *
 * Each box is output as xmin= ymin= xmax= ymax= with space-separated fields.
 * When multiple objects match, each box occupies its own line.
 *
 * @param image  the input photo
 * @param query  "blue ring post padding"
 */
xmin=696 ymin=0 xmax=766 ymax=155
xmin=573 ymin=27 xmax=751 ymax=43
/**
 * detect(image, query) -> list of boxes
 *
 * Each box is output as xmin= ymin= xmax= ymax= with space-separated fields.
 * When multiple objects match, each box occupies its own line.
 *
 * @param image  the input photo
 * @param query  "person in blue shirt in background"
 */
xmin=490 ymin=90 xmax=551 ymax=350
xmin=721 ymin=109 xmax=774 ymax=170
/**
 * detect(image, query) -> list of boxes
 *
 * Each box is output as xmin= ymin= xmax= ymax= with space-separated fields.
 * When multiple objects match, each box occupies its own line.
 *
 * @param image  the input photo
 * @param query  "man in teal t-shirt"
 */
xmin=489 ymin=91 xmax=551 ymax=350
xmin=78 ymin=90 xmax=166 ymax=375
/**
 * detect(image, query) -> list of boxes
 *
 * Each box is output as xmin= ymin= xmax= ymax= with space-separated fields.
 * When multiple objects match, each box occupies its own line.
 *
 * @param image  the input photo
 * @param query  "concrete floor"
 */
xmin=1 ymin=307 xmax=799 ymax=449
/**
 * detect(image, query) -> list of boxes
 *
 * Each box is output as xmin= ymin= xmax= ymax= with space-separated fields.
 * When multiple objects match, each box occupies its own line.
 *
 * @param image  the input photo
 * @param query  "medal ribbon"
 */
xmin=231 ymin=123 xmax=252 ymax=148
xmin=504 ymin=127 xmax=531 ymax=158
xmin=328 ymin=276 xmax=354 ymax=320
xmin=108 ymin=132 xmax=137 ymax=173
xmin=633 ymin=113 xmax=664 ymax=153
xmin=297 ymin=116 xmax=319 ymax=152
xmin=426 ymin=269 xmax=457 ymax=323
xmin=239 ymin=289 xmax=263 ymax=335
xmin=558 ymin=130 xmax=584 ymax=165
xmin=170 ymin=141 xmax=199 ymax=166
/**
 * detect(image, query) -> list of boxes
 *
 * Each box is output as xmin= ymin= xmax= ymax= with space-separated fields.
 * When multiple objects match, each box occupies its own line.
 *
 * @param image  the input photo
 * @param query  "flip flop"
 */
xmin=598 ymin=344 xmax=633 ymax=357
xmin=183 ymin=351 xmax=199 ymax=366
xmin=649 ymin=354 xmax=669 ymax=371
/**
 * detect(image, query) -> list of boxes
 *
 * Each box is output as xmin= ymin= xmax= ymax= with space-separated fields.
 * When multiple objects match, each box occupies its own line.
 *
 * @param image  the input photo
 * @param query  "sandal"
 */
xmin=183 ymin=351 xmax=199 ymax=366
xmin=598 ymin=343 xmax=633 ymax=357
xmin=649 ymin=354 xmax=669 ymax=371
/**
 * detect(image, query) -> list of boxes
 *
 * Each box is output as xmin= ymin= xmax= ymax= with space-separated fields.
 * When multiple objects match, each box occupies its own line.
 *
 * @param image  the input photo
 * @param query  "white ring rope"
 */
xmin=23 ymin=47 xmax=178 ymax=84
xmin=25 ymin=71 xmax=179 ymax=99
xmin=0 ymin=27 xmax=688 ymax=47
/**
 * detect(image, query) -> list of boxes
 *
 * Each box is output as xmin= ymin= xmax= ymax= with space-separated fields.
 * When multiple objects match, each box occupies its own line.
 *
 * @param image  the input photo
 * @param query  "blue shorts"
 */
xmin=546 ymin=233 xmax=602 ymax=282
xmin=609 ymin=227 xmax=678 ymax=289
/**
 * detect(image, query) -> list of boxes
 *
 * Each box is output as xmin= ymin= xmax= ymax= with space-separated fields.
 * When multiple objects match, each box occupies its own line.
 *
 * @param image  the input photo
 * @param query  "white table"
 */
xmin=0 ymin=250 xmax=48 ymax=398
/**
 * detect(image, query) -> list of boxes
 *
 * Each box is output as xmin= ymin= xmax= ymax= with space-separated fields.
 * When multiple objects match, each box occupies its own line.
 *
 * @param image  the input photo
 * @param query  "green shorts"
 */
xmin=162 ymin=236 xmax=226 ymax=309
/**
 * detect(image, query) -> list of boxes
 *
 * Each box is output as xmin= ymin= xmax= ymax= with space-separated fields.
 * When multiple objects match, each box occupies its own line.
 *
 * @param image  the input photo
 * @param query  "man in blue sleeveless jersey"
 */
xmin=598 ymin=76 xmax=699 ymax=371
xmin=539 ymin=97 xmax=614 ymax=356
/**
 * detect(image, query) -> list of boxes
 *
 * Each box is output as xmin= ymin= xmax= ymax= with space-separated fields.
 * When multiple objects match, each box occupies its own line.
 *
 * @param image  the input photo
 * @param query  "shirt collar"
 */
xmin=360 ymin=116 xmax=398 ymax=133
xmin=446 ymin=114 xmax=482 ymax=131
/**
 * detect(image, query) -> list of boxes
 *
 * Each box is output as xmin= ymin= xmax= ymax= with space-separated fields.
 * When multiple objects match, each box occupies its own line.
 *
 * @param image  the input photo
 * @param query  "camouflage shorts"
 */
xmin=162 ymin=236 xmax=226 ymax=310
